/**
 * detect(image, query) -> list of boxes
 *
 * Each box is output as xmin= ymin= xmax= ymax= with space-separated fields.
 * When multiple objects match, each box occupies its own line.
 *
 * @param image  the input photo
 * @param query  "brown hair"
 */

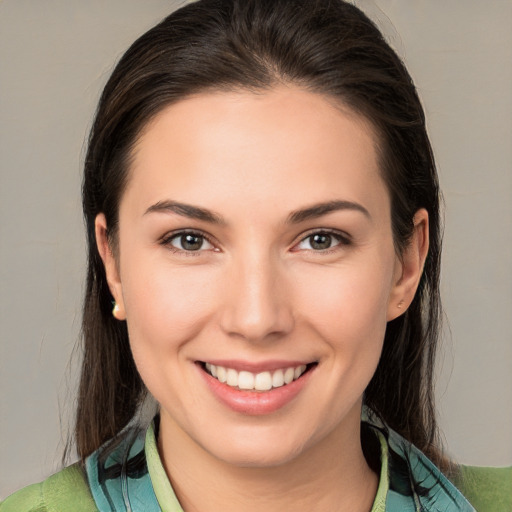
xmin=77 ymin=0 xmax=445 ymax=469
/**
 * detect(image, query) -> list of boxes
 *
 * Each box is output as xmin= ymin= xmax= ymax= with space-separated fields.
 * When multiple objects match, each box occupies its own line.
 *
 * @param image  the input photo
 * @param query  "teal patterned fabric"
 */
xmin=84 ymin=413 xmax=475 ymax=512
xmin=86 ymin=427 xmax=162 ymax=511
xmin=370 ymin=421 xmax=475 ymax=511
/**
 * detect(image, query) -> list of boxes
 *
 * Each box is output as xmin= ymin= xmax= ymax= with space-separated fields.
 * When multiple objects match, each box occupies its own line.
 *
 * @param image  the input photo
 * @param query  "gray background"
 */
xmin=1 ymin=0 xmax=511 ymax=498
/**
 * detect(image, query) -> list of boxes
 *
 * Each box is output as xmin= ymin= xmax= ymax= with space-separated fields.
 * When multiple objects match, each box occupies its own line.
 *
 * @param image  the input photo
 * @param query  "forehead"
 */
xmin=124 ymin=85 xmax=388 ymax=219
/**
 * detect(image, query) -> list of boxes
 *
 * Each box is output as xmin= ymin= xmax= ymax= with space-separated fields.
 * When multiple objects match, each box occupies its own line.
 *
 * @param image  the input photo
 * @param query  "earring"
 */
xmin=397 ymin=300 xmax=405 ymax=309
xmin=112 ymin=302 xmax=121 ymax=319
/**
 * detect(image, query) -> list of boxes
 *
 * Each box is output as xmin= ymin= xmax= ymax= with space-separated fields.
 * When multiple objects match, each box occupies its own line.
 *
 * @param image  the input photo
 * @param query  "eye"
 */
xmin=294 ymin=230 xmax=350 ymax=252
xmin=163 ymin=231 xmax=215 ymax=253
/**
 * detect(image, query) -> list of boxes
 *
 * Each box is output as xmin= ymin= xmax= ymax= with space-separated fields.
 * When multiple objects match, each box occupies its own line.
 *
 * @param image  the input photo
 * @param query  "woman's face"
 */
xmin=97 ymin=85 xmax=424 ymax=468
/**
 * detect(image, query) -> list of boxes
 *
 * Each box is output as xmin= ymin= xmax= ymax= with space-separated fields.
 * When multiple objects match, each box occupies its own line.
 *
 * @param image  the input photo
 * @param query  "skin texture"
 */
xmin=96 ymin=85 xmax=428 ymax=512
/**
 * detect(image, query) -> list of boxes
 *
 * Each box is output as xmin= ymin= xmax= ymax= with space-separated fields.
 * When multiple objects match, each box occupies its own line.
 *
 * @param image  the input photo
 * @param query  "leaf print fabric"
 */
xmin=85 ymin=411 xmax=475 ymax=511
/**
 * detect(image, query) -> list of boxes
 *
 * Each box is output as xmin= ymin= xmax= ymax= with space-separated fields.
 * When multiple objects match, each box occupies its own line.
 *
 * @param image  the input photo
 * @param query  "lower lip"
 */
xmin=198 ymin=364 xmax=315 ymax=415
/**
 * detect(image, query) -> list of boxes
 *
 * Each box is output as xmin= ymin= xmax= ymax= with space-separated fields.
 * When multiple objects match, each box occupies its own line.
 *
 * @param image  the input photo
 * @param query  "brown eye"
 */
xmin=294 ymin=230 xmax=350 ymax=252
xmin=180 ymin=234 xmax=203 ymax=251
xmin=166 ymin=232 xmax=214 ymax=252
xmin=309 ymin=233 xmax=333 ymax=250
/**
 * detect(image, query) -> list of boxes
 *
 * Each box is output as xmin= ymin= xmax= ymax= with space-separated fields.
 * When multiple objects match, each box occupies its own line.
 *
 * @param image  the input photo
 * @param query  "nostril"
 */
xmin=218 ymin=279 xmax=294 ymax=342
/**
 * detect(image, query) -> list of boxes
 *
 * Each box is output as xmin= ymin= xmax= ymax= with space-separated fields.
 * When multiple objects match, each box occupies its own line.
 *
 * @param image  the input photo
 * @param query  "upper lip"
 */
xmin=198 ymin=359 xmax=316 ymax=373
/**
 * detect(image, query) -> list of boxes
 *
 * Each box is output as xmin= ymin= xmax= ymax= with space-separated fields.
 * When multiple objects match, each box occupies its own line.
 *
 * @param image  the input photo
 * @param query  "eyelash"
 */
xmin=160 ymin=230 xmax=216 ymax=256
xmin=159 ymin=228 xmax=351 ymax=256
xmin=293 ymin=229 xmax=352 ymax=254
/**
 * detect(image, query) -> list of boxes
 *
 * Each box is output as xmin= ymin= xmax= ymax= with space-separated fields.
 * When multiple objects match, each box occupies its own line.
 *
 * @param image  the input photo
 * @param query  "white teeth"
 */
xmin=216 ymin=366 xmax=227 ymax=383
xmin=272 ymin=369 xmax=285 ymax=388
xmin=205 ymin=363 xmax=309 ymax=391
xmin=226 ymin=368 xmax=238 ymax=387
xmin=238 ymin=371 xmax=255 ymax=390
xmin=284 ymin=367 xmax=295 ymax=384
xmin=254 ymin=371 xmax=272 ymax=391
xmin=294 ymin=365 xmax=306 ymax=379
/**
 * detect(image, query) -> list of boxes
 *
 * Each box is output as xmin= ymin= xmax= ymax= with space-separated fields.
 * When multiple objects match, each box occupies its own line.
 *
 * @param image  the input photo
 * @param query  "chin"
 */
xmin=211 ymin=441 xmax=305 ymax=469
xmin=199 ymin=422 xmax=320 ymax=469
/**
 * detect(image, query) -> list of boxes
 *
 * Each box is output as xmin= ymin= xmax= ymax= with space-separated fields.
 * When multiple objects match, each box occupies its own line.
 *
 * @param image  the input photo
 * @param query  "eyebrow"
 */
xmin=144 ymin=199 xmax=370 ymax=224
xmin=287 ymin=200 xmax=370 ymax=223
xmin=144 ymin=200 xmax=226 ymax=224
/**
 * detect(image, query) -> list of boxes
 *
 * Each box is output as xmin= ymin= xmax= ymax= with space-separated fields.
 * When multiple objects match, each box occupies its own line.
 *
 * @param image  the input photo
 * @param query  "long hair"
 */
xmin=77 ymin=0 xmax=444 ymax=469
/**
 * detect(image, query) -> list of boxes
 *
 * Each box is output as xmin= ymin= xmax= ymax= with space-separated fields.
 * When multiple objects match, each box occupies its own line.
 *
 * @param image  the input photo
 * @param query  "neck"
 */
xmin=157 ymin=408 xmax=379 ymax=512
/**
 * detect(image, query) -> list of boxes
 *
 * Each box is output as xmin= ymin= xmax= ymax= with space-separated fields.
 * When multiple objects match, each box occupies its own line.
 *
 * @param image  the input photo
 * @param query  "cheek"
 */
xmin=296 ymin=260 xmax=393 ymax=333
xmin=293 ymin=256 xmax=394 ymax=377
xmin=119 ymin=252 xmax=220 ymax=364
xmin=120 ymin=260 xmax=223 ymax=412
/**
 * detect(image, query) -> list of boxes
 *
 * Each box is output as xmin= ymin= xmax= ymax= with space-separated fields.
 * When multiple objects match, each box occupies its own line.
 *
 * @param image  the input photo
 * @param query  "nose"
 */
xmin=219 ymin=252 xmax=294 ymax=343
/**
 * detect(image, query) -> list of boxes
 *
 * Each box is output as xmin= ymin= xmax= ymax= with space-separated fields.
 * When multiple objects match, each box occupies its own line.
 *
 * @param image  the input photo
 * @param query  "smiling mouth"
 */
xmin=199 ymin=362 xmax=317 ymax=392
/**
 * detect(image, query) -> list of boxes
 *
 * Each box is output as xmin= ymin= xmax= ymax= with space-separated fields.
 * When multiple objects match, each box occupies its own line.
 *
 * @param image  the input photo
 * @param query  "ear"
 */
xmin=95 ymin=213 xmax=126 ymax=320
xmin=387 ymin=209 xmax=429 ymax=321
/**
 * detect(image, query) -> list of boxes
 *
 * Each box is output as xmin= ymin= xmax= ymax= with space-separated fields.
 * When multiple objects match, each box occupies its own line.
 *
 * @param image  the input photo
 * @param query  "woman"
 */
xmin=2 ymin=0 xmax=509 ymax=510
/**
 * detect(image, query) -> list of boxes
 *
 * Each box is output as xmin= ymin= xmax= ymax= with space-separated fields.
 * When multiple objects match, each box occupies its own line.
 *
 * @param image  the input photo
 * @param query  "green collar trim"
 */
xmin=145 ymin=424 xmax=184 ymax=512
xmin=85 ymin=414 xmax=475 ymax=511
xmin=143 ymin=422 xmax=389 ymax=512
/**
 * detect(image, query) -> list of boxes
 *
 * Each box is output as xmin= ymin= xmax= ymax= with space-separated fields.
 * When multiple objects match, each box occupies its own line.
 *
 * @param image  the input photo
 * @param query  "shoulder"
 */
xmin=0 ymin=463 xmax=98 ymax=512
xmin=452 ymin=465 xmax=512 ymax=512
xmin=1 ymin=482 xmax=44 ymax=512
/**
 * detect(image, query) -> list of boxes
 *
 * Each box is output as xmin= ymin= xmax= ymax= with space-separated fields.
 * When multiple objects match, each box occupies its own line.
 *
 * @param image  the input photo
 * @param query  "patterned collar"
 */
xmin=85 ymin=413 xmax=475 ymax=511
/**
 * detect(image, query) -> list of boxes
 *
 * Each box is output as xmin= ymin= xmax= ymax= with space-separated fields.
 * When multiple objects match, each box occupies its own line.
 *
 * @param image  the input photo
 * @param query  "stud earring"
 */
xmin=112 ymin=302 xmax=121 ymax=319
xmin=397 ymin=300 xmax=405 ymax=309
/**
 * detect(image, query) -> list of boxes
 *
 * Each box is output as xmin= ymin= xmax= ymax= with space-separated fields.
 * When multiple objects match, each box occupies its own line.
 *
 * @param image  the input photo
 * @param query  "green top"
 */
xmin=145 ymin=424 xmax=385 ymax=512
xmin=452 ymin=465 xmax=512 ymax=512
xmin=1 ymin=419 xmax=510 ymax=511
